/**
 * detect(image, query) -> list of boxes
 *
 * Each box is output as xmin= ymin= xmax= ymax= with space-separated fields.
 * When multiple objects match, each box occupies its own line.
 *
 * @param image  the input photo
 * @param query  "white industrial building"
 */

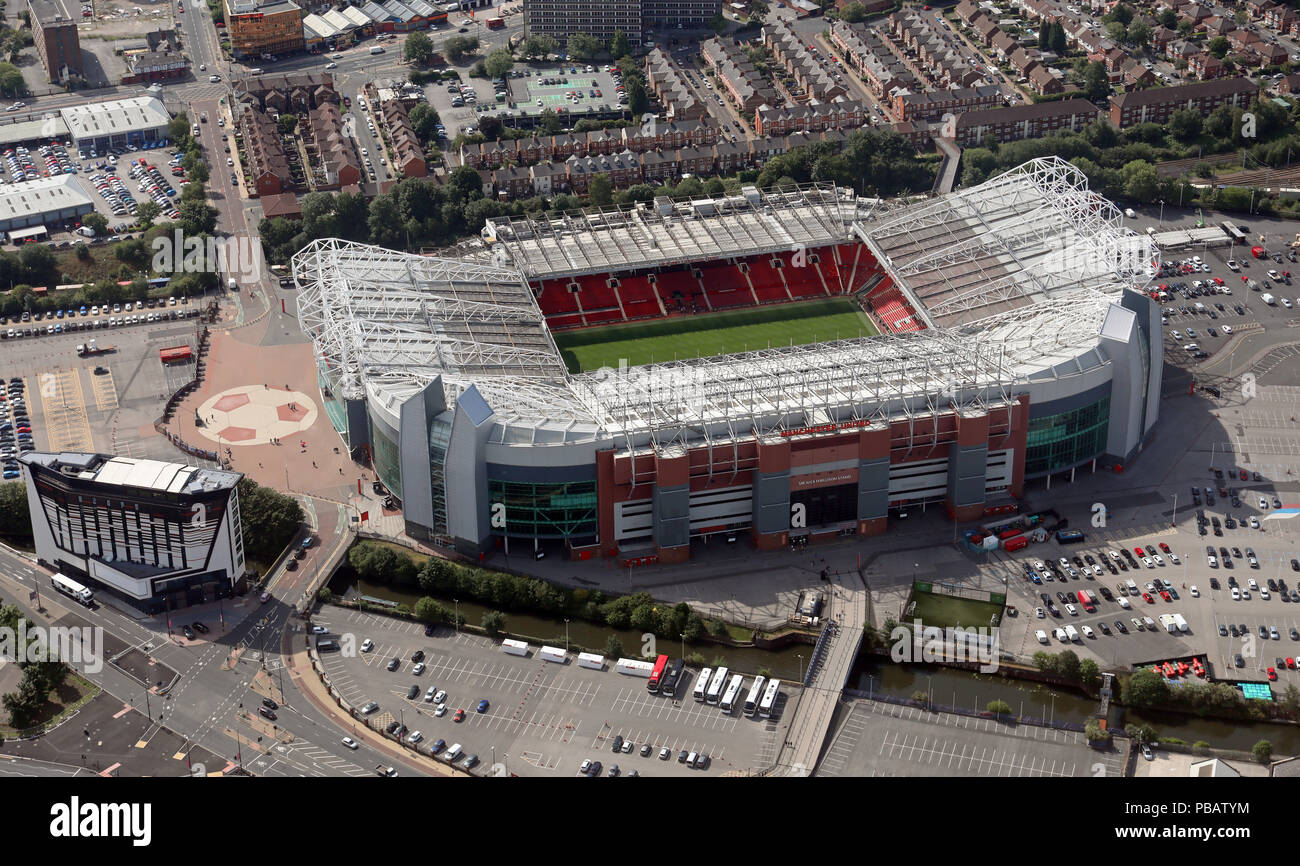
xmin=0 ymin=174 xmax=94 ymax=235
xmin=60 ymin=95 xmax=172 ymax=155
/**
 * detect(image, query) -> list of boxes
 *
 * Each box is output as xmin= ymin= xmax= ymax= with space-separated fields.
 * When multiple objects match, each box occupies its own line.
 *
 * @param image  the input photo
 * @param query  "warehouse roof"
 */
xmin=59 ymin=96 xmax=171 ymax=141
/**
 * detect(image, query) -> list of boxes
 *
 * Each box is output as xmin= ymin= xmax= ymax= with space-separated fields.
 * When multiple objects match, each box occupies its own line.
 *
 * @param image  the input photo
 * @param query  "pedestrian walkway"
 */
xmin=771 ymin=576 xmax=867 ymax=776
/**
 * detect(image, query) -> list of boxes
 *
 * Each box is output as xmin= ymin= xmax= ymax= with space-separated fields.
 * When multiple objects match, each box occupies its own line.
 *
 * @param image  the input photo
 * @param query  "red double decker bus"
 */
xmin=646 ymin=654 xmax=669 ymax=692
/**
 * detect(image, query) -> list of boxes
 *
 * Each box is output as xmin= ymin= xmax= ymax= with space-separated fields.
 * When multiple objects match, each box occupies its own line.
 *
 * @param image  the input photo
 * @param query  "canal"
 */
xmin=330 ymin=574 xmax=816 ymax=681
xmin=849 ymin=655 xmax=1300 ymax=753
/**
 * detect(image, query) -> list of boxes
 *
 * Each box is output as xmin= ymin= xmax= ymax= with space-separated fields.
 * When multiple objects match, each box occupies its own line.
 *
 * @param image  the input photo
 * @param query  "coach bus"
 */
xmin=742 ymin=675 xmax=767 ymax=717
xmin=646 ymin=654 xmax=670 ymax=692
xmin=693 ymin=667 xmax=713 ymax=702
xmin=660 ymin=658 xmax=684 ymax=697
xmin=719 ymin=673 xmax=745 ymax=713
xmin=705 ymin=666 xmax=729 ymax=704
xmin=51 ymin=573 xmax=94 ymax=606
xmin=758 ymin=679 xmax=781 ymax=717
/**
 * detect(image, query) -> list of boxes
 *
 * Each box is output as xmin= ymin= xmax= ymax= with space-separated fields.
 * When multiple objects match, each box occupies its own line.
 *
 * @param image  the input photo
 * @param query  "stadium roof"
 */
xmin=296 ymin=157 xmax=1156 ymax=450
xmin=486 ymin=184 xmax=885 ymax=280
xmin=294 ymin=242 xmax=597 ymax=436
xmin=859 ymin=157 xmax=1153 ymax=329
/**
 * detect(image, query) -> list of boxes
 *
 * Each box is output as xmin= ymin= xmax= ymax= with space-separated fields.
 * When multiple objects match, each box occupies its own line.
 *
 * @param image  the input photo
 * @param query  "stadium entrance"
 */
xmin=791 ymin=482 xmax=858 ymax=529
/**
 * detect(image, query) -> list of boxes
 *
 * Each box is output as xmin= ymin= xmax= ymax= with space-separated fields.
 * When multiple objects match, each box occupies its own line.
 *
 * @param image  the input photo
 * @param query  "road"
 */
xmin=0 ymin=506 xmax=426 ymax=776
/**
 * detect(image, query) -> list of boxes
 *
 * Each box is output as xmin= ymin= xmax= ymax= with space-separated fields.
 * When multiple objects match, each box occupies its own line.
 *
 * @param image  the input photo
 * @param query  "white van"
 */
xmin=444 ymin=743 xmax=463 ymax=762
xmin=1035 ymin=629 xmax=1049 ymax=644
xmin=1065 ymin=624 xmax=1080 ymax=642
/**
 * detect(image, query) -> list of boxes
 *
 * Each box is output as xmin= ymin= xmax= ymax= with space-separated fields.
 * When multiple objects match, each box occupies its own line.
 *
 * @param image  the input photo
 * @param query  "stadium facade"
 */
xmin=295 ymin=158 xmax=1162 ymax=562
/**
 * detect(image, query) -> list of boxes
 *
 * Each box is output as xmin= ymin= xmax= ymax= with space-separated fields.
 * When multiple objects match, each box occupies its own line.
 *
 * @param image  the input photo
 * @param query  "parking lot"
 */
xmin=0 ymin=306 xmax=202 ymax=460
xmin=1 ymin=141 xmax=190 ymax=247
xmin=817 ymin=699 xmax=1125 ymax=778
xmin=313 ymin=605 xmax=792 ymax=777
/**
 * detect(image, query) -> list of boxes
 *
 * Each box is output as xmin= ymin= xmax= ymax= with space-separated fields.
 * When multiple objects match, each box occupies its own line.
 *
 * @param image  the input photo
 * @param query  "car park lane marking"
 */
xmin=88 ymin=366 xmax=119 ymax=412
xmin=39 ymin=367 xmax=94 ymax=452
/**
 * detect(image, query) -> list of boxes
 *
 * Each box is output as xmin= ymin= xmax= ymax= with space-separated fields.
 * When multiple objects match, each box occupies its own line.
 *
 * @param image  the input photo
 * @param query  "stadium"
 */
xmin=293 ymin=157 xmax=1163 ymax=563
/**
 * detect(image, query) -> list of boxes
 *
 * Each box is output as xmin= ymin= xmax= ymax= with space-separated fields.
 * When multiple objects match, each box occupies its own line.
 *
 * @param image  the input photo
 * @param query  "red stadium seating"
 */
xmin=618 ymin=275 xmax=664 ymax=320
xmin=745 ymin=257 xmax=790 ymax=303
xmin=529 ymin=242 xmax=891 ymax=331
xmin=535 ymin=278 xmax=582 ymax=316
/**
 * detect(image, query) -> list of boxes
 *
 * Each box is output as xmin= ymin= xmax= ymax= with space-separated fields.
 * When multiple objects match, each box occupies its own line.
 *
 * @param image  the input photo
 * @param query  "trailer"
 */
xmin=1159 ymin=613 xmax=1178 ymax=634
xmin=1173 ymin=613 xmax=1189 ymax=634
xmin=1003 ymin=535 xmax=1029 ymax=552
xmin=77 ymin=340 xmax=116 ymax=356
xmin=501 ymin=638 xmax=529 ymax=656
xmin=538 ymin=645 xmax=568 ymax=664
xmin=576 ymin=652 xmax=605 ymax=670
xmin=615 ymin=658 xmax=655 ymax=677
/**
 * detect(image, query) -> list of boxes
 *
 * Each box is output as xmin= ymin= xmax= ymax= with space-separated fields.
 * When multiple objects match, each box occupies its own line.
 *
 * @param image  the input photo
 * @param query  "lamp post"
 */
xmin=564 ymin=618 xmax=570 ymax=653
xmin=454 ymin=598 xmax=459 ymax=633
xmin=796 ymin=653 xmax=804 ymax=683
xmin=679 ymin=632 xmax=685 ymax=661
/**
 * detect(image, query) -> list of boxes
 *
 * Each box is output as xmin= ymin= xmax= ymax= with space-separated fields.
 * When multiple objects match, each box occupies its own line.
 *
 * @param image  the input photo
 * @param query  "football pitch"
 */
xmin=553 ymin=298 xmax=879 ymax=373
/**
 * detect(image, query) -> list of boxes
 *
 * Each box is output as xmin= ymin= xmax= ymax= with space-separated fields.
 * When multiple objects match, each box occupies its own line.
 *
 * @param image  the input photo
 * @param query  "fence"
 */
xmin=843 ymin=687 xmax=1090 ymax=734
xmin=153 ymin=323 xmax=220 ymax=463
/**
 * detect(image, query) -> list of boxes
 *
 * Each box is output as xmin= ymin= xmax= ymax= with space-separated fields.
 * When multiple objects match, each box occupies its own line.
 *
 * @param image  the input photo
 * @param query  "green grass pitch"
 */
xmin=552 ymin=298 xmax=879 ymax=373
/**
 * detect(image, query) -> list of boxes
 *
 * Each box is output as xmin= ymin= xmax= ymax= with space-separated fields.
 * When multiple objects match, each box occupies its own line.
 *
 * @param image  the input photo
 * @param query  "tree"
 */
xmin=986 ymin=699 xmax=1012 ymax=716
xmin=1084 ymin=718 xmax=1112 ymax=743
xmin=485 ymin=49 xmax=514 ymax=79
xmin=1158 ymin=8 xmax=1176 ymax=29
xmin=587 ymin=174 xmax=613 ymax=205
xmin=135 ymin=200 xmax=162 ymax=229
xmin=839 ymin=1 xmax=867 ymax=22
xmin=522 ymin=34 xmax=557 ymax=60
xmin=539 ymin=108 xmax=561 ymax=135
xmin=478 ymin=114 xmax=503 ymax=141
xmin=81 ymin=212 xmax=108 ymax=236
xmin=1038 ymin=20 xmax=1050 ymax=49
xmin=1121 ymin=159 xmax=1160 ymax=202
xmin=604 ymin=634 xmax=623 ymax=659
xmin=443 ymin=35 xmax=479 ymax=62
xmin=0 ymin=62 xmax=24 ymax=97
xmin=1049 ymin=21 xmax=1066 ymax=54
xmin=1127 ymin=20 xmax=1150 ymax=49
xmin=0 ymin=482 xmax=32 ymax=543
xmin=625 ymin=75 xmax=648 ymax=114
xmin=567 ymin=32 xmax=601 ymax=61
xmin=709 ymin=12 xmax=726 ymax=32
xmin=1123 ymin=668 xmax=1170 ymax=707
xmin=236 ymin=477 xmax=304 ymax=562
xmin=1176 ymin=19 xmax=1193 ymax=38
xmin=1079 ymin=659 xmax=1100 ymax=688
xmin=1253 ymin=739 xmax=1273 ymax=763
xmin=1102 ymin=2 xmax=1133 ymax=27
xmin=610 ymin=29 xmax=631 ymax=60
xmin=1105 ymin=20 xmax=1127 ymax=43
xmin=481 ymin=610 xmax=506 ymax=636
xmin=1207 ymin=36 xmax=1229 ymax=59
xmin=178 ymin=197 xmax=218 ymax=237
xmin=405 ymin=31 xmax=434 ymax=65
xmin=1167 ymin=108 xmax=1202 ymax=141
xmin=1083 ymin=61 xmax=1110 ymax=102
xmin=1125 ymin=722 xmax=1158 ymax=744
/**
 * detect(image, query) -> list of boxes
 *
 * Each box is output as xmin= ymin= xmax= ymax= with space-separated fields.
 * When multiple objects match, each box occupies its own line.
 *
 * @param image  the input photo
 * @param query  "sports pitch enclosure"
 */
xmin=905 ymin=582 xmax=1007 ymax=630
xmin=552 ymin=298 xmax=880 ymax=373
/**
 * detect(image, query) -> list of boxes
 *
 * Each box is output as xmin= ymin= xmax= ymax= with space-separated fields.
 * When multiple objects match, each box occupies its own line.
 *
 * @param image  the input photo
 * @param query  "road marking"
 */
xmin=89 ymin=367 xmax=119 ymax=412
